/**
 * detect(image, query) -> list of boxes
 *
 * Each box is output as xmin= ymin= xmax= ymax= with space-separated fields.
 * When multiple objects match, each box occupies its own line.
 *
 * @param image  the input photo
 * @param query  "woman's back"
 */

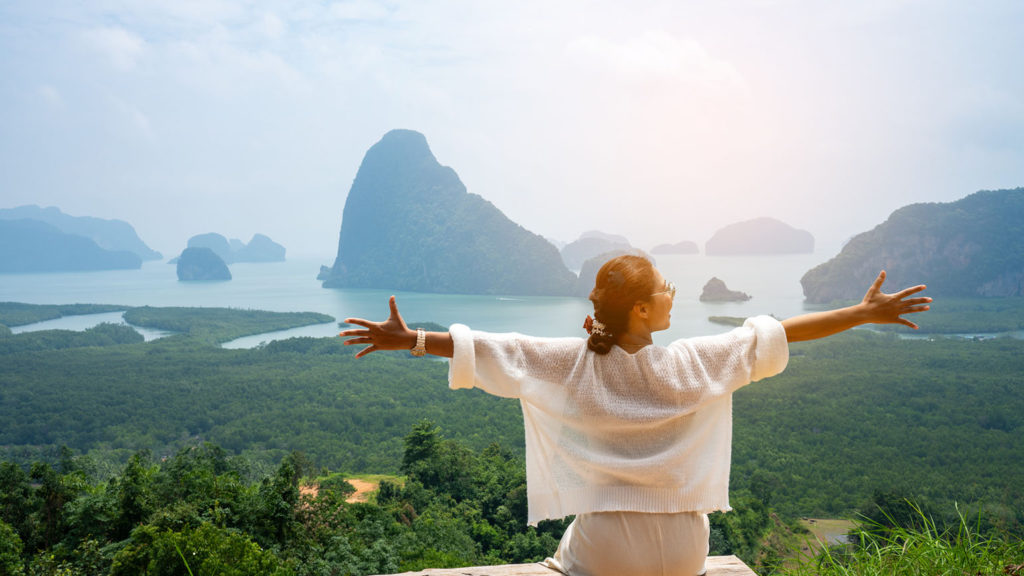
xmin=447 ymin=316 xmax=788 ymax=525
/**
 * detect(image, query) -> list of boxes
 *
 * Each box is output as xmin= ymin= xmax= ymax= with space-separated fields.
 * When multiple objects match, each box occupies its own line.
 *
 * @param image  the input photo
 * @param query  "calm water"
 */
xmin=1 ymin=251 xmax=842 ymax=347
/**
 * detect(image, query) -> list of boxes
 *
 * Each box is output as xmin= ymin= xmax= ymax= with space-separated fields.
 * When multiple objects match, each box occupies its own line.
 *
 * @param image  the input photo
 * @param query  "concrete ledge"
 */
xmin=379 ymin=555 xmax=755 ymax=575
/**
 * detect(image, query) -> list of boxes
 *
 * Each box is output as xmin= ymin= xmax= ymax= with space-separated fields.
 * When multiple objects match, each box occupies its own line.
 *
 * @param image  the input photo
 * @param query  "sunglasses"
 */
xmin=652 ymin=280 xmax=676 ymax=300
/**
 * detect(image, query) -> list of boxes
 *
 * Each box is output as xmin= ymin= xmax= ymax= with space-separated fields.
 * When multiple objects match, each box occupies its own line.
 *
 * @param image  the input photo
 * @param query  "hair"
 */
xmin=587 ymin=254 xmax=659 ymax=354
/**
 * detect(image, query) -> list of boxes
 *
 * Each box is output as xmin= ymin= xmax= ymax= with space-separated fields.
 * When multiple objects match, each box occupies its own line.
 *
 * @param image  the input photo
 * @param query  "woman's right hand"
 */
xmin=339 ymin=295 xmax=417 ymax=358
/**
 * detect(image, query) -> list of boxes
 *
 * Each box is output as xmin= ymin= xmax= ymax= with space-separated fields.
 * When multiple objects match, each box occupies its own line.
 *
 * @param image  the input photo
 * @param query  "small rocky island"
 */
xmin=184 ymin=233 xmax=286 ymax=264
xmin=560 ymin=231 xmax=633 ymax=270
xmin=177 ymin=247 xmax=231 ymax=281
xmin=700 ymin=277 xmax=752 ymax=302
xmin=651 ymin=241 xmax=699 ymax=255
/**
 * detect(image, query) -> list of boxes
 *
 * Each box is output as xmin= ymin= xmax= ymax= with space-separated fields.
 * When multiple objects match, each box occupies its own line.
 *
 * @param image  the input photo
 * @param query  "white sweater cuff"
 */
xmin=448 ymin=323 xmax=476 ymax=389
xmin=743 ymin=315 xmax=789 ymax=381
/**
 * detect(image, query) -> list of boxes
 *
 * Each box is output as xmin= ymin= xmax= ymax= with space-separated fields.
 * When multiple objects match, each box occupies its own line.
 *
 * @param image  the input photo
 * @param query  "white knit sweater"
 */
xmin=447 ymin=316 xmax=789 ymax=526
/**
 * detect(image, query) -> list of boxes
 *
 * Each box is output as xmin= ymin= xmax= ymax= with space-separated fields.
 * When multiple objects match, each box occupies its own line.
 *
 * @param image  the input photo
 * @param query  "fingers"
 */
xmin=898 ymin=317 xmax=919 ymax=330
xmin=389 ymin=295 xmax=400 ymax=318
xmin=874 ymin=270 xmax=886 ymax=285
xmin=344 ymin=318 xmax=372 ymax=328
xmin=902 ymin=296 xmax=932 ymax=306
xmin=354 ymin=345 xmax=378 ymax=358
xmin=895 ymin=284 xmax=928 ymax=299
xmin=869 ymin=270 xmax=886 ymax=293
xmin=337 ymin=328 xmax=371 ymax=338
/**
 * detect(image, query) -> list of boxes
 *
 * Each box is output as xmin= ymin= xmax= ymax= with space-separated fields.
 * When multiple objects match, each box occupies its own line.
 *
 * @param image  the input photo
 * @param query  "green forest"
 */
xmin=1 ymin=302 xmax=1022 ymax=574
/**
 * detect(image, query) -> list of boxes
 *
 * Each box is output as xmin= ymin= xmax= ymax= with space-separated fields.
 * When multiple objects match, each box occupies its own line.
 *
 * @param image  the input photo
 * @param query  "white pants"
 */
xmin=543 ymin=511 xmax=709 ymax=576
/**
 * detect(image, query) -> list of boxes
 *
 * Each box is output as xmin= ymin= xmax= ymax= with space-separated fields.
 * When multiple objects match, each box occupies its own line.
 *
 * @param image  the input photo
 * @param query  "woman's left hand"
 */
xmin=859 ymin=270 xmax=931 ymax=329
xmin=339 ymin=295 xmax=416 ymax=358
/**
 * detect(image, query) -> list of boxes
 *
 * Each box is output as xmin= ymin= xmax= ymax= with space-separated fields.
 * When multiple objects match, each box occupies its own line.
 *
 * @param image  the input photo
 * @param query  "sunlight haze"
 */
xmin=1 ymin=1 xmax=1022 ymax=259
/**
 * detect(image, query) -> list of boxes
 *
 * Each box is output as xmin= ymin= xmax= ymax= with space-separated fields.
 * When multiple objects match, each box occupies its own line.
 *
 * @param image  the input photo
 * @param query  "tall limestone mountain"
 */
xmin=323 ymin=130 xmax=576 ymax=295
xmin=0 ymin=205 xmax=161 ymax=260
xmin=705 ymin=217 xmax=814 ymax=256
xmin=801 ymin=188 xmax=1024 ymax=303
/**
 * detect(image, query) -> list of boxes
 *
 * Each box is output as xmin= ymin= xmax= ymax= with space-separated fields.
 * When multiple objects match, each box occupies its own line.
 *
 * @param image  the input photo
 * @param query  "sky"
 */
xmin=1 ymin=1 xmax=1022 ymax=260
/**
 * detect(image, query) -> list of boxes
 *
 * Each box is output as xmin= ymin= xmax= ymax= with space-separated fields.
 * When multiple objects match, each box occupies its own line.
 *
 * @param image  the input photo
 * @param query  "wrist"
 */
xmin=850 ymin=302 xmax=873 ymax=325
xmin=410 ymin=328 xmax=427 ymax=357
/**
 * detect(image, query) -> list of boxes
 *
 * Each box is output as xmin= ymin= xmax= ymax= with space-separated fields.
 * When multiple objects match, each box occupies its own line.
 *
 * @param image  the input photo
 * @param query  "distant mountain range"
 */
xmin=0 ymin=219 xmax=142 ymax=273
xmin=323 ymin=130 xmax=576 ymax=295
xmin=0 ymin=205 xmax=161 ymax=264
xmin=801 ymin=188 xmax=1024 ymax=303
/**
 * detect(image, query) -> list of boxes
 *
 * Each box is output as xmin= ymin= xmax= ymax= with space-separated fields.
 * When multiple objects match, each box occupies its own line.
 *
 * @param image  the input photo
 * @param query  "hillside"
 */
xmin=801 ymin=188 xmax=1024 ymax=303
xmin=323 ymin=130 xmax=576 ymax=295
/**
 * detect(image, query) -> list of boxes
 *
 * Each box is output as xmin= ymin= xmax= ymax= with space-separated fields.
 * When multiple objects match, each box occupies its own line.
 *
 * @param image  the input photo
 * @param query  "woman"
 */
xmin=339 ymin=255 xmax=930 ymax=576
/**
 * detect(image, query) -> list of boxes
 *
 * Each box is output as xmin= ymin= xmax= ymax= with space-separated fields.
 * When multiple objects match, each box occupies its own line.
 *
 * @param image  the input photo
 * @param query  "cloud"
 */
xmin=329 ymin=0 xmax=393 ymax=22
xmin=37 ymin=85 xmax=63 ymax=108
xmin=258 ymin=11 xmax=286 ymax=40
xmin=565 ymin=30 xmax=748 ymax=95
xmin=82 ymin=26 xmax=147 ymax=71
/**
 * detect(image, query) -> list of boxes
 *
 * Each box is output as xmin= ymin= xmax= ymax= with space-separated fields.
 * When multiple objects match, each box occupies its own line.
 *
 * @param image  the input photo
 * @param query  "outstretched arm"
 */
xmin=782 ymin=271 xmax=931 ymax=343
xmin=338 ymin=295 xmax=454 ymax=358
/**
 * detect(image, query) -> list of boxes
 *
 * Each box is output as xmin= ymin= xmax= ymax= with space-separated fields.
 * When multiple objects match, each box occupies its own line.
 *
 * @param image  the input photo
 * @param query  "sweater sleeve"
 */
xmin=743 ymin=315 xmax=790 ymax=382
xmin=448 ymin=324 xmax=583 ymax=399
xmin=667 ymin=315 xmax=789 ymax=399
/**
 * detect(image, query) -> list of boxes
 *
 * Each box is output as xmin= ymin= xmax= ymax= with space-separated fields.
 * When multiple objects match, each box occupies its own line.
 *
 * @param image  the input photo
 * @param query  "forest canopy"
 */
xmin=1 ymin=304 xmax=1021 ymax=522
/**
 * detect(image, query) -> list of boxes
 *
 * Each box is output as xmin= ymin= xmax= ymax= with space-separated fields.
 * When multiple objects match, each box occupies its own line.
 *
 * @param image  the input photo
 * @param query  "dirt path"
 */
xmin=299 ymin=478 xmax=378 ymax=504
xmin=345 ymin=479 xmax=377 ymax=503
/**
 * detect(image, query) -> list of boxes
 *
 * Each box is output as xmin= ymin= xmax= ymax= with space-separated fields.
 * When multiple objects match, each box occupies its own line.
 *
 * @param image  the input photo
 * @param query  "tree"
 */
xmin=113 ymin=451 xmax=156 ymax=540
xmin=401 ymin=420 xmax=441 ymax=479
xmin=0 ymin=519 xmax=25 ymax=576
xmin=0 ymin=463 xmax=32 ymax=548
xmin=245 ymin=458 xmax=300 ymax=549
xmin=109 ymin=523 xmax=290 ymax=576
xmin=29 ymin=462 xmax=86 ymax=551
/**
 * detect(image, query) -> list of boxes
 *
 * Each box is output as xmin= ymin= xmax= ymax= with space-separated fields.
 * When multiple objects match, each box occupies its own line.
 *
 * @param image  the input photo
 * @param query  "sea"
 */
xmin=0 ymin=246 xmax=869 ymax=348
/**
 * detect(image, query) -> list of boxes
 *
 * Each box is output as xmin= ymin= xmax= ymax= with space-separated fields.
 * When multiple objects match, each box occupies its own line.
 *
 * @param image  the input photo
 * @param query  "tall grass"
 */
xmin=784 ymin=503 xmax=1024 ymax=576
